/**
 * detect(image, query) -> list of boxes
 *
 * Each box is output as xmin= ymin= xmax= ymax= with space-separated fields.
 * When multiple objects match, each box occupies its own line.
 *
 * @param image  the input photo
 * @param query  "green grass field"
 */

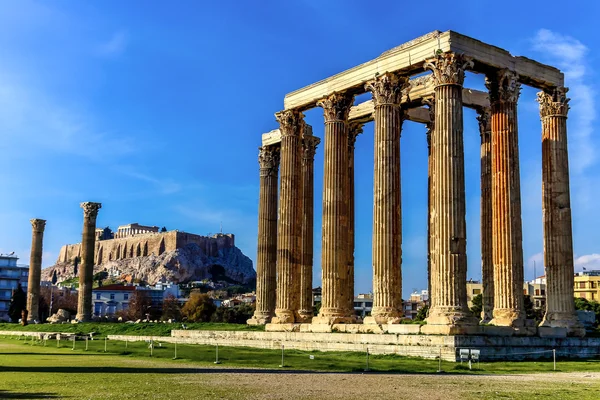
xmin=2 ymin=337 xmax=600 ymax=399
xmin=0 ymin=321 xmax=264 ymax=337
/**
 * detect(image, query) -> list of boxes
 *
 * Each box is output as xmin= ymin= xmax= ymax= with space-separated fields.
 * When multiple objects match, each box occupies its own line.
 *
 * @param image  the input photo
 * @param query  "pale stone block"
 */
xmin=538 ymin=327 xmax=568 ymax=338
xmin=385 ymin=324 xmax=422 ymax=334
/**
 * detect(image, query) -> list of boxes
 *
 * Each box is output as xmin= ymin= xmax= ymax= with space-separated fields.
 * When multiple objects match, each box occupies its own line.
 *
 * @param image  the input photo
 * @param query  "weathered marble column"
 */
xmin=298 ymin=131 xmax=320 ymax=322
xmin=477 ymin=107 xmax=494 ymax=323
xmin=423 ymin=52 xmax=477 ymax=331
xmin=424 ymin=98 xmax=435 ymax=310
xmin=248 ymin=145 xmax=280 ymax=325
xmin=272 ymin=110 xmax=304 ymax=324
xmin=76 ymin=202 xmax=101 ymax=322
xmin=538 ymin=88 xmax=585 ymax=336
xmin=486 ymin=69 xmax=526 ymax=327
xmin=26 ymin=218 xmax=46 ymax=323
xmin=313 ymin=91 xmax=355 ymax=325
xmin=347 ymin=122 xmax=363 ymax=316
xmin=364 ymin=73 xmax=409 ymax=325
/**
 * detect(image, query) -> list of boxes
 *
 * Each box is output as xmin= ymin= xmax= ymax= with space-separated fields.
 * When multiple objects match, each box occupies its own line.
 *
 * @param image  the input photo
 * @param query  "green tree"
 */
xmin=181 ymin=293 xmax=216 ymax=322
xmin=8 ymin=284 xmax=26 ymax=322
xmin=470 ymin=294 xmax=483 ymax=319
xmin=161 ymin=294 xmax=181 ymax=321
xmin=93 ymin=271 xmax=109 ymax=287
xmin=414 ymin=305 xmax=429 ymax=322
xmin=575 ymin=297 xmax=600 ymax=327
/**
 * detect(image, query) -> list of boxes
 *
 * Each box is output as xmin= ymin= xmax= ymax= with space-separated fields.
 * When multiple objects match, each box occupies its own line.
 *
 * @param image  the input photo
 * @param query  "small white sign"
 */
xmin=309 ymin=355 xmax=315 ymax=360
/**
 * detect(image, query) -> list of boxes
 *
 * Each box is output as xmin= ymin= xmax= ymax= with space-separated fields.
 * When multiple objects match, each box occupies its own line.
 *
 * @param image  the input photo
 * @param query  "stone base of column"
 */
xmin=540 ymin=312 xmax=585 ymax=337
xmin=426 ymin=307 xmax=477 ymax=328
xmin=490 ymin=309 xmax=526 ymax=327
xmin=247 ymin=313 xmax=272 ymax=325
xmin=296 ymin=310 xmax=313 ymax=323
xmin=364 ymin=309 xmax=402 ymax=325
xmin=480 ymin=310 xmax=493 ymax=325
xmin=75 ymin=313 xmax=91 ymax=323
xmin=312 ymin=308 xmax=356 ymax=325
xmin=271 ymin=309 xmax=295 ymax=324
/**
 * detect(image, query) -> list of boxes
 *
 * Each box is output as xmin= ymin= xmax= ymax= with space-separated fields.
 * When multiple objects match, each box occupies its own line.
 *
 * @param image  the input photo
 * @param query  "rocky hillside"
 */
xmin=42 ymin=243 xmax=255 ymax=285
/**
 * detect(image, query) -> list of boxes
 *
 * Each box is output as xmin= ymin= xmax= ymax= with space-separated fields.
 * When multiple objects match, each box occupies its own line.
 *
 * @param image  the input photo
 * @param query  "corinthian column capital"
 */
xmin=317 ymin=92 xmax=354 ymax=123
xmin=424 ymin=52 xmax=473 ymax=86
xmin=275 ymin=109 xmax=305 ymax=137
xmin=258 ymin=146 xmax=280 ymax=176
xmin=302 ymin=136 xmax=320 ymax=161
xmin=30 ymin=219 xmax=46 ymax=233
xmin=476 ymin=107 xmax=492 ymax=136
xmin=537 ymin=87 xmax=570 ymax=118
xmin=80 ymin=202 xmax=102 ymax=220
xmin=348 ymin=122 xmax=364 ymax=150
xmin=485 ymin=69 xmax=521 ymax=104
xmin=365 ymin=72 xmax=410 ymax=107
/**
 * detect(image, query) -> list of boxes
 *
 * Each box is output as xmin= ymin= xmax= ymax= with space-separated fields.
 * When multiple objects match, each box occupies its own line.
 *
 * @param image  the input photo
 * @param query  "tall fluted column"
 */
xmin=248 ymin=145 xmax=280 ymax=325
xmin=272 ymin=110 xmax=304 ymax=324
xmin=313 ymin=91 xmax=355 ymax=325
xmin=76 ymin=202 xmax=101 ymax=321
xmin=27 ymin=219 xmax=46 ymax=323
xmin=477 ymin=107 xmax=494 ymax=323
xmin=364 ymin=73 xmax=409 ymax=325
xmin=538 ymin=88 xmax=584 ymax=336
xmin=424 ymin=97 xmax=435 ymax=310
xmin=347 ymin=122 xmax=363 ymax=317
xmin=423 ymin=52 xmax=476 ymax=330
xmin=298 ymin=131 xmax=320 ymax=322
xmin=486 ymin=69 xmax=526 ymax=327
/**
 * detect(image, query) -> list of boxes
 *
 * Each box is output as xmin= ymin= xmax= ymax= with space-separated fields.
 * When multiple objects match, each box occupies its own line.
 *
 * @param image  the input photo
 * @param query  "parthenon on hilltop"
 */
xmin=249 ymin=30 xmax=584 ymax=338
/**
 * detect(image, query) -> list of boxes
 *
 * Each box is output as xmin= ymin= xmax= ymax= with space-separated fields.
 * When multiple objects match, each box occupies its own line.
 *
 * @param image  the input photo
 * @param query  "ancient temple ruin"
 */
xmin=249 ymin=30 xmax=583 ymax=338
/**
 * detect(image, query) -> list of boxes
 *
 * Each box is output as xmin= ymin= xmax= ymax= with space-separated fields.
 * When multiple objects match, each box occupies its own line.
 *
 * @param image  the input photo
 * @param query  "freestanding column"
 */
xmin=423 ymin=52 xmax=477 ymax=331
xmin=486 ymin=69 xmax=526 ymax=327
xmin=298 ymin=132 xmax=320 ymax=322
xmin=76 ymin=202 xmax=101 ymax=321
xmin=364 ymin=73 xmax=409 ymax=324
xmin=424 ymin=97 xmax=435 ymax=310
xmin=26 ymin=218 xmax=46 ymax=323
xmin=248 ymin=145 xmax=280 ymax=325
xmin=538 ymin=88 xmax=584 ymax=336
xmin=477 ymin=107 xmax=494 ymax=323
xmin=313 ymin=91 xmax=355 ymax=325
xmin=347 ymin=122 xmax=363 ymax=317
xmin=272 ymin=110 xmax=304 ymax=324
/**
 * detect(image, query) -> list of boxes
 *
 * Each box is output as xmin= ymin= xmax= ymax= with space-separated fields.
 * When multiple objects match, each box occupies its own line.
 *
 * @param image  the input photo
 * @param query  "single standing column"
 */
xmin=364 ymin=73 xmax=409 ymax=324
xmin=298 ymin=131 xmax=320 ymax=322
xmin=272 ymin=110 xmax=304 ymax=324
xmin=26 ymin=218 xmax=46 ymax=323
xmin=538 ymin=88 xmax=584 ymax=336
xmin=486 ymin=69 xmax=526 ymax=327
xmin=347 ymin=122 xmax=363 ymax=317
xmin=76 ymin=202 xmax=101 ymax=322
xmin=313 ymin=91 xmax=355 ymax=325
xmin=423 ymin=52 xmax=477 ymax=331
xmin=248 ymin=145 xmax=280 ymax=325
xmin=477 ymin=107 xmax=494 ymax=323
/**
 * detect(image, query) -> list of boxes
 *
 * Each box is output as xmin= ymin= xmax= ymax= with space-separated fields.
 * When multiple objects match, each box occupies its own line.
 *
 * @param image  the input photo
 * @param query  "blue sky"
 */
xmin=1 ymin=0 xmax=599 ymax=298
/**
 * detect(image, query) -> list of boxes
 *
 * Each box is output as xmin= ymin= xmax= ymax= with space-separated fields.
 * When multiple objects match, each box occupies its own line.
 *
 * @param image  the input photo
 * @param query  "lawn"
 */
xmin=0 ymin=321 xmax=264 ymax=337
xmin=1 ymin=338 xmax=600 ymax=399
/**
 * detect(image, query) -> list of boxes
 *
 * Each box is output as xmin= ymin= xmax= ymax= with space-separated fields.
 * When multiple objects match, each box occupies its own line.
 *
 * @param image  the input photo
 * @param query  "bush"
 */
xmin=181 ymin=293 xmax=216 ymax=322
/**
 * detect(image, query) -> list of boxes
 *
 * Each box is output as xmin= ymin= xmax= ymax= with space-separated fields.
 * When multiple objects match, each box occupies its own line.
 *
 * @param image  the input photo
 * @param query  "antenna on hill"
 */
xmin=220 ymin=221 xmax=223 ymax=234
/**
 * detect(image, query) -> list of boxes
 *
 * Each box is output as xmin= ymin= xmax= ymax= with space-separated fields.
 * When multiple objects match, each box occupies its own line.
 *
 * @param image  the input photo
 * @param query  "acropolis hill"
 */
xmin=42 ymin=223 xmax=255 ymax=286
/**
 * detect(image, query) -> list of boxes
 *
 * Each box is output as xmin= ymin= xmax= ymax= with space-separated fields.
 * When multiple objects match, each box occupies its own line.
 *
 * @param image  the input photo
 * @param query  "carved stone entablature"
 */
xmin=317 ymin=92 xmax=354 ymax=123
xmin=424 ymin=52 xmax=473 ymax=87
xmin=258 ymin=146 xmax=280 ymax=176
xmin=302 ymin=136 xmax=320 ymax=161
xmin=30 ymin=218 xmax=46 ymax=233
xmin=485 ymin=69 xmax=521 ymax=104
xmin=80 ymin=202 xmax=102 ymax=220
xmin=476 ymin=107 xmax=492 ymax=135
xmin=537 ymin=87 xmax=570 ymax=118
xmin=348 ymin=122 xmax=364 ymax=150
xmin=275 ymin=109 xmax=305 ymax=137
xmin=365 ymin=72 xmax=410 ymax=107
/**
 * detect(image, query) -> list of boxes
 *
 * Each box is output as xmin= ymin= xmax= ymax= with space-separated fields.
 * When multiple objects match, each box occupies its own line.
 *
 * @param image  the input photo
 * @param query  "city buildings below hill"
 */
xmin=0 ymin=254 xmax=29 ymax=321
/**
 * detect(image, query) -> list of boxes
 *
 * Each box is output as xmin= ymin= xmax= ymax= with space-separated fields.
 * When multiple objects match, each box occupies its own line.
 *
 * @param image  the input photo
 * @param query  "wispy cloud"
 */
xmin=574 ymin=254 xmax=600 ymax=272
xmin=531 ymin=29 xmax=596 ymax=173
xmin=97 ymin=31 xmax=129 ymax=57
xmin=118 ymin=168 xmax=182 ymax=195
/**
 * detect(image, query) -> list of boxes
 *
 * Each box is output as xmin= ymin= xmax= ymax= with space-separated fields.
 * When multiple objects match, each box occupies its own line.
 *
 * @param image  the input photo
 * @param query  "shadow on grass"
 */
xmin=0 ymin=352 xmax=115 ymax=356
xmin=0 ymin=390 xmax=62 ymax=399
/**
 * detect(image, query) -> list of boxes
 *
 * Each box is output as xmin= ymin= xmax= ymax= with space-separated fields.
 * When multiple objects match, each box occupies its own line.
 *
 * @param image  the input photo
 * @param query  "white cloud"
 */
xmin=97 ymin=31 xmax=128 ymax=57
xmin=531 ymin=29 xmax=596 ymax=173
xmin=118 ymin=168 xmax=182 ymax=195
xmin=574 ymin=254 xmax=600 ymax=272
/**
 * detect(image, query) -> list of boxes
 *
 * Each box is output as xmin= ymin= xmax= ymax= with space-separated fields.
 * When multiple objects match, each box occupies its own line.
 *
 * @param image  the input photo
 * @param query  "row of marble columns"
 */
xmin=250 ymin=51 xmax=583 ymax=335
xmin=25 ymin=202 xmax=101 ymax=323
